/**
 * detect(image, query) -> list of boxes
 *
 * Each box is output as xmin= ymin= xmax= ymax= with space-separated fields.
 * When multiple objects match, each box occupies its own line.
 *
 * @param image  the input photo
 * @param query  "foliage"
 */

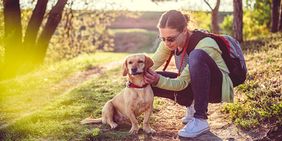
xmin=221 ymin=0 xmax=272 ymax=39
xmin=243 ymin=10 xmax=270 ymax=39
xmin=187 ymin=11 xmax=211 ymax=31
xmin=1 ymin=4 xmax=134 ymax=75
xmin=46 ymin=10 xmax=129 ymax=62
xmin=220 ymin=10 xmax=270 ymax=40
xmin=245 ymin=0 xmax=271 ymax=27
xmin=10 ymin=8 xmax=132 ymax=63
xmin=222 ymin=33 xmax=282 ymax=130
xmin=110 ymin=28 xmax=158 ymax=53
xmin=220 ymin=15 xmax=233 ymax=35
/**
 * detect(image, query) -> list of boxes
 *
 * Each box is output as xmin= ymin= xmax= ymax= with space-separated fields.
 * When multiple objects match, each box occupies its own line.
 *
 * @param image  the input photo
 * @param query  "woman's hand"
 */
xmin=144 ymin=69 xmax=160 ymax=85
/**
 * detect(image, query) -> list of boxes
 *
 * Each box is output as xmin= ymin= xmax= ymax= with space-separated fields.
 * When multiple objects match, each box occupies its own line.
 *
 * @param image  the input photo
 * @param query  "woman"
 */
xmin=144 ymin=10 xmax=234 ymax=138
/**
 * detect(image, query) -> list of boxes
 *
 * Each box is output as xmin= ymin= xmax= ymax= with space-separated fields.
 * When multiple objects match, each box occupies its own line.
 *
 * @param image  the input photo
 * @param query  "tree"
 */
xmin=271 ymin=0 xmax=281 ymax=32
xmin=233 ymin=0 xmax=243 ymax=42
xmin=3 ymin=0 xmax=22 ymax=77
xmin=34 ymin=0 xmax=68 ymax=64
xmin=279 ymin=2 xmax=282 ymax=31
xmin=204 ymin=0 xmax=220 ymax=34
xmin=1 ymin=0 xmax=68 ymax=79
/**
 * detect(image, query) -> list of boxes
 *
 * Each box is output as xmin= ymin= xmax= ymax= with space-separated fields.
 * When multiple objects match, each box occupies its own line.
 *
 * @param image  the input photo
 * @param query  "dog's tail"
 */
xmin=80 ymin=117 xmax=102 ymax=124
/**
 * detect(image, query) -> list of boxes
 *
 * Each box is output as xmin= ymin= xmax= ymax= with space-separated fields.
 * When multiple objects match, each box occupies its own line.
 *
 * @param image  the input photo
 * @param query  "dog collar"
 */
xmin=126 ymin=81 xmax=148 ymax=88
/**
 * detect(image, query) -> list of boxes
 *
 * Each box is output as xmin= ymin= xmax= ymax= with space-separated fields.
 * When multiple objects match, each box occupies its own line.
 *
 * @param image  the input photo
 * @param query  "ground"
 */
xmin=76 ymin=61 xmax=269 ymax=141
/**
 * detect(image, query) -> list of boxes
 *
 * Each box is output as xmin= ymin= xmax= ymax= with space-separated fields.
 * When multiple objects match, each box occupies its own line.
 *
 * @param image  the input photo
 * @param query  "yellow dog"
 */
xmin=81 ymin=54 xmax=155 ymax=134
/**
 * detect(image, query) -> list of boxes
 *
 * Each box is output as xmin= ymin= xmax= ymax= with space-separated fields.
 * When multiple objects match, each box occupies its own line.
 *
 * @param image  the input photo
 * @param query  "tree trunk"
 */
xmin=233 ymin=0 xmax=243 ymax=43
xmin=271 ymin=0 xmax=281 ymax=32
xmin=278 ymin=1 xmax=282 ymax=31
xmin=23 ymin=0 xmax=48 ymax=49
xmin=35 ymin=0 xmax=68 ymax=64
xmin=3 ymin=0 xmax=22 ymax=59
xmin=2 ymin=0 xmax=22 ymax=79
xmin=211 ymin=0 xmax=220 ymax=34
xmin=204 ymin=0 xmax=220 ymax=34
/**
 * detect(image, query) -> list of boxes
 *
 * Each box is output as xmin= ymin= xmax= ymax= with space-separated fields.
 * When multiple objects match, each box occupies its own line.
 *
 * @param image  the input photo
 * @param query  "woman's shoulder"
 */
xmin=196 ymin=37 xmax=219 ymax=48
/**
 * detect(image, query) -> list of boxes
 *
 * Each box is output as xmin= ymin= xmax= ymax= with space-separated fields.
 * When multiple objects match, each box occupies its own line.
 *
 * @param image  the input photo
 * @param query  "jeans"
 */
xmin=152 ymin=49 xmax=222 ymax=119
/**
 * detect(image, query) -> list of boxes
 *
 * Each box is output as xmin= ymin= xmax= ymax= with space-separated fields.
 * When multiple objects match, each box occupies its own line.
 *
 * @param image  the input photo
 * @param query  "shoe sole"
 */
xmin=178 ymin=127 xmax=210 ymax=138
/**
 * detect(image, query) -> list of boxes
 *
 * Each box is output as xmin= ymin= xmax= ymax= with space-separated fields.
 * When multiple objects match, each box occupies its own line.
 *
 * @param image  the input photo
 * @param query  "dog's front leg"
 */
xmin=142 ymin=105 xmax=156 ymax=134
xmin=125 ymin=109 xmax=139 ymax=134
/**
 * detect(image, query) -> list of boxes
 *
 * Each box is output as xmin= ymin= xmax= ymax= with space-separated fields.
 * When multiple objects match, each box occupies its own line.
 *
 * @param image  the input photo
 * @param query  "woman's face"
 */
xmin=159 ymin=27 xmax=186 ymax=51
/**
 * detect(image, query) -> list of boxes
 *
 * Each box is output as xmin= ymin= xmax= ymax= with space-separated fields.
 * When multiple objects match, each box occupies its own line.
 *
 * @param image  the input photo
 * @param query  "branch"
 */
xmin=204 ymin=0 xmax=213 ymax=11
xmin=214 ymin=0 xmax=220 ymax=11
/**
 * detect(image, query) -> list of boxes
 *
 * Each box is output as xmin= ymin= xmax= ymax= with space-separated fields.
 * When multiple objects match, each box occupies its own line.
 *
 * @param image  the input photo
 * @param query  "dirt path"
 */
xmin=149 ymin=98 xmax=268 ymax=141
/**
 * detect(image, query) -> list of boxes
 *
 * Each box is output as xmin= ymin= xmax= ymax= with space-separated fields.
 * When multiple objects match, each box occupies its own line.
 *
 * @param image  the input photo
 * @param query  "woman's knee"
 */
xmin=188 ymin=49 xmax=207 ymax=67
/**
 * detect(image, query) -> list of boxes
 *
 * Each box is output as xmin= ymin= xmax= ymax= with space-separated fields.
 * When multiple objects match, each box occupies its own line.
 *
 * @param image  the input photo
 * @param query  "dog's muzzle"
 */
xmin=131 ymin=68 xmax=143 ymax=75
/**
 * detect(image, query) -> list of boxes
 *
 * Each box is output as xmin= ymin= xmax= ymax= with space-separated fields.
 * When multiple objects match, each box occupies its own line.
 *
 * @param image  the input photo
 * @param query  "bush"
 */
xmin=189 ymin=11 xmax=211 ymax=31
xmin=220 ymin=15 xmax=233 ymax=35
xmin=220 ymin=10 xmax=270 ymax=40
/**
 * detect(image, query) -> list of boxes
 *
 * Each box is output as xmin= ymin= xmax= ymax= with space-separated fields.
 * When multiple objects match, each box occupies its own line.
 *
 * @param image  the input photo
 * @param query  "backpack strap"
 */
xmin=162 ymin=51 xmax=174 ymax=71
xmin=186 ymin=30 xmax=209 ymax=55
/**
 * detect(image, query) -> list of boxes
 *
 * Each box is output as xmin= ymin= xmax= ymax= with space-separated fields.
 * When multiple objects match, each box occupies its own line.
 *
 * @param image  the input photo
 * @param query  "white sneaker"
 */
xmin=178 ymin=117 xmax=209 ymax=138
xmin=182 ymin=103 xmax=195 ymax=124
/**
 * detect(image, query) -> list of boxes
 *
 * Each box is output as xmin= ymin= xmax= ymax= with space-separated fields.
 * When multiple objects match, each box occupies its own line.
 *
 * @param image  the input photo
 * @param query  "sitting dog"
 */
xmin=81 ymin=54 xmax=155 ymax=134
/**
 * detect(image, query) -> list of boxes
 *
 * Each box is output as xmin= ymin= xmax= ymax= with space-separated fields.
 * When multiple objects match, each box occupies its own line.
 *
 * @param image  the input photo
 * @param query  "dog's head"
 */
xmin=123 ymin=54 xmax=154 ymax=76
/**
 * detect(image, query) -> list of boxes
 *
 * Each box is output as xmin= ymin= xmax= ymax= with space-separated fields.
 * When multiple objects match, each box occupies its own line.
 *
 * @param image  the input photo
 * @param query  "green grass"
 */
xmin=0 ymin=52 xmax=128 ymax=126
xmin=0 ymin=67 xmax=128 ymax=140
xmin=222 ymin=33 xmax=282 ymax=130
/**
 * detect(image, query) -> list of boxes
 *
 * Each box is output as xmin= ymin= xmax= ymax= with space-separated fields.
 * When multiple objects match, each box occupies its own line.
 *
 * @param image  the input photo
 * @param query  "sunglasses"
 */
xmin=158 ymin=32 xmax=182 ymax=42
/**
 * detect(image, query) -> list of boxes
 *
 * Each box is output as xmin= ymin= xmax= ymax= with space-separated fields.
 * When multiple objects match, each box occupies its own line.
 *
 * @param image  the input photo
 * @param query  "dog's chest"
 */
xmin=132 ymin=89 xmax=153 ymax=115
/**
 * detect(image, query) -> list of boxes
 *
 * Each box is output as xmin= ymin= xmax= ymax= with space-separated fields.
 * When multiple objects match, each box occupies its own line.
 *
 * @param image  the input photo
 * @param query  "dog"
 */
xmin=80 ymin=54 xmax=156 ymax=134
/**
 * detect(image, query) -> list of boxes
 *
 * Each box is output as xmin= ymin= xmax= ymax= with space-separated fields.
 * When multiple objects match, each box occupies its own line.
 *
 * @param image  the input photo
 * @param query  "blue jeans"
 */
xmin=152 ymin=49 xmax=222 ymax=119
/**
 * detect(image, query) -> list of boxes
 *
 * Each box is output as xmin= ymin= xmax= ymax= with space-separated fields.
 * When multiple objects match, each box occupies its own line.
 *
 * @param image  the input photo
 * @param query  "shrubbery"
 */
xmin=46 ymin=10 xmax=128 ymax=62
xmin=220 ymin=10 xmax=270 ymax=40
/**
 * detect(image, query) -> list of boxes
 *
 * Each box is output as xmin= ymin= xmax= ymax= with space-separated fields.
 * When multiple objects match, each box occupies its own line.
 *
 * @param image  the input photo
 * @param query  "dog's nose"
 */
xmin=131 ymin=68 xmax=138 ymax=73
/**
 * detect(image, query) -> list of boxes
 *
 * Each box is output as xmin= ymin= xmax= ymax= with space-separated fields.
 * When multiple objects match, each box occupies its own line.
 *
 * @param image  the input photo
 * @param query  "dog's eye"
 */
xmin=128 ymin=61 xmax=133 ymax=64
xmin=138 ymin=60 xmax=144 ymax=63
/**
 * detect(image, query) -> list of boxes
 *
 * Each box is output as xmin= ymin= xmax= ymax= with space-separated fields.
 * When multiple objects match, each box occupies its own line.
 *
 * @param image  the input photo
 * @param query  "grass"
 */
xmin=0 ymin=52 xmax=128 ymax=126
xmin=222 ymin=33 xmax=282 ymax=130
xmin=0 ymin=67 xmax=127 ymax=140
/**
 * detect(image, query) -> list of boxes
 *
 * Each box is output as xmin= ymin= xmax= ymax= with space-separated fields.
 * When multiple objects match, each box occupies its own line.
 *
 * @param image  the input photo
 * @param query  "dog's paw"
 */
xmin=129 ymin=127 xmax=139 ymax=134
xmin=143 ymin=127 xmax=156 ymax=134
xmin=109 ymin=123 xmax=118 ymax=129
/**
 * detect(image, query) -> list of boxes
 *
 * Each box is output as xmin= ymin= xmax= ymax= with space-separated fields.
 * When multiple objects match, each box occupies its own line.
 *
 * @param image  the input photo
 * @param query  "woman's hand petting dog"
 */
xmin=144 ymin=68 xmax=160 ymax=85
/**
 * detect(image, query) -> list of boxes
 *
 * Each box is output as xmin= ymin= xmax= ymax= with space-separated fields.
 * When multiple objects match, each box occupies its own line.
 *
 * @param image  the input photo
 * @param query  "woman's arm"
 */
xmin=145 ymin=65 xmax=191 ymax=91
xmin=151 ymin=42 xmax=171 ymax=70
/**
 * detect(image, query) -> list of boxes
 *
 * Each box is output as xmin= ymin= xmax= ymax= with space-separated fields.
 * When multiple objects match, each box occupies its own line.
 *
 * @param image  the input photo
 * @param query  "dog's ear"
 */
xmin=145 ymin=55 xmax=154 ymax=70
xmin=122 ymin=58 xmax=128 ymax=76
